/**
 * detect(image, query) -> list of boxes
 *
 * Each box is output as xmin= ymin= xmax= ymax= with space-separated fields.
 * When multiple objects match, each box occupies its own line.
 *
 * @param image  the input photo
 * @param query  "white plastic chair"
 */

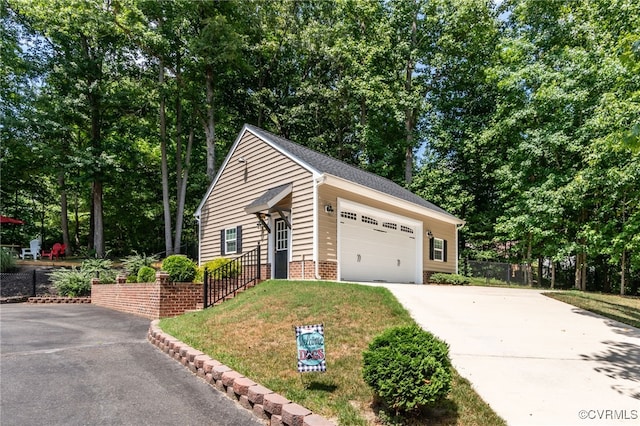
xmin=20 ymin=239 xmax=41 ymax=260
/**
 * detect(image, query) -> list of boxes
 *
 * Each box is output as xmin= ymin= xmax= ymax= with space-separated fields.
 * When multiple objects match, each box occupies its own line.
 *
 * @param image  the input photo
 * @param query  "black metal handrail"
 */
xmin=203 ymin=244 xmax=261 ymax=309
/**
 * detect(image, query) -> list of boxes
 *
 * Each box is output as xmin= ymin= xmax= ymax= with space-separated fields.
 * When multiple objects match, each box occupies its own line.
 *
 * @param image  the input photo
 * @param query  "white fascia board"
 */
xmin=321 ymin=174 xmax=465 ymax=226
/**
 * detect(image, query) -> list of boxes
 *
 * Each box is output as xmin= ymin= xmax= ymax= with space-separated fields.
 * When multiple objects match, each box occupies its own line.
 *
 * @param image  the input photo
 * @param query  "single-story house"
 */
xmin=195 ymin=124 xmax=465 ymax=284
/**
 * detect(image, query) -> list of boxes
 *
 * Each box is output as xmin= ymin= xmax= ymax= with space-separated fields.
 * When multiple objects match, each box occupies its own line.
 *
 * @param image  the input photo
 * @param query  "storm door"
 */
xmin=274 ymin=218 xmax=289 ymax=279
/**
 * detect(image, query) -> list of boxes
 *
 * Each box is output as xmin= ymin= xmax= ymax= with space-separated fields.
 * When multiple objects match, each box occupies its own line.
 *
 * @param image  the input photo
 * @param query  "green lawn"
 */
xmin=544 ymin=291 xmax=640 ymax=328
xmin=160 ymin=280 xmax=505 ymax=425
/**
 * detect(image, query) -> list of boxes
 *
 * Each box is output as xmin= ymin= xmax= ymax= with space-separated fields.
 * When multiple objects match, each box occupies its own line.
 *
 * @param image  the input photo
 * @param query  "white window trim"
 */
xmin=433 ymin=238 xmax=444 ymax=262
xmin=225 ymin=227 xmax=237 ymax=254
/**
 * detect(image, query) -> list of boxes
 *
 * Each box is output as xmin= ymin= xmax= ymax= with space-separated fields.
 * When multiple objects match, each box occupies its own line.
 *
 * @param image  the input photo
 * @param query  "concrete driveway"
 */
xmin=0 ymin=304 xmax=262 ymax=426
xmin=378 ymin=284 xmax=640 ymax=425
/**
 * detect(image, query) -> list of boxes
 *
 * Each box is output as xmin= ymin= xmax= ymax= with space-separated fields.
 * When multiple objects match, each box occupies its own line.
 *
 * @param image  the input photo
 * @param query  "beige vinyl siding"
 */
xmin=317 ymin=184 xmax=457 ymax=274
xmin=199 ymin=133 xmax=314 ymax=265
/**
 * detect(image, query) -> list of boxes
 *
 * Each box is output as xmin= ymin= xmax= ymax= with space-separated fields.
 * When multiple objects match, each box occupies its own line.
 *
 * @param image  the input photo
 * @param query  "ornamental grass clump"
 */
xmin=50 ymin=267 xmax=92 ymax=297
xmin=363 ymin=325 xmax=452 ymax=414
xmin=121 ymin=252 xmax=160 ymax=280
xmin=161 ymin=255 xmax=197 ymax=282
xmin=0 ymin=248 xmax=17 ymax=272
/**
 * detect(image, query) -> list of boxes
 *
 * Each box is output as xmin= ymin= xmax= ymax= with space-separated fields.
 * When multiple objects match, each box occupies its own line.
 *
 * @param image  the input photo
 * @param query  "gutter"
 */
xmin=313 ymin=175 xmax=324 ymax=280
xmin=194 ymin=212 xmax=201 ymax=266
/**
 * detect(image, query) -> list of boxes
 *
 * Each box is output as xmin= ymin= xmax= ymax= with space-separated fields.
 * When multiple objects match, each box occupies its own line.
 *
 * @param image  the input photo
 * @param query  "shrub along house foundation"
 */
xmin=195 ymin=124 xmax=465 ymax=284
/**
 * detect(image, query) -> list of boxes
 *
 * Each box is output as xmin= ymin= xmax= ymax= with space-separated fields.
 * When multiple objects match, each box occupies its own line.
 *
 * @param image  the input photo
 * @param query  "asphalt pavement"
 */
xmin=0 ymin=304 xmax=263 ymax=426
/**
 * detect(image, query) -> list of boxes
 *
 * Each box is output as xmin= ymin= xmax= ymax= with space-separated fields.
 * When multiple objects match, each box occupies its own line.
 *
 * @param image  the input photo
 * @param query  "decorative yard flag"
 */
xmin=295 ymin=324 xmax=326 ymax=373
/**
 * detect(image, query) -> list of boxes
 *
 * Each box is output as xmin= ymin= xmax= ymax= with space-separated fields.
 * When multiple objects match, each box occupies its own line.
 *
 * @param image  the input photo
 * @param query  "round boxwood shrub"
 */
xmin=161 ymin=255 xmax=197 ymax=283
xmin=137 ymin=266 xmax=157 ymax=283
xmin=362 ymin=325 xmax=452 ymax=414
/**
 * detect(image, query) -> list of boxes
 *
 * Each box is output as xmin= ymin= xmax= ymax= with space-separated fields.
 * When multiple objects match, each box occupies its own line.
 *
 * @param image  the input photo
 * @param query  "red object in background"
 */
xmin=0 ymin=215 xmax=25 ymax=225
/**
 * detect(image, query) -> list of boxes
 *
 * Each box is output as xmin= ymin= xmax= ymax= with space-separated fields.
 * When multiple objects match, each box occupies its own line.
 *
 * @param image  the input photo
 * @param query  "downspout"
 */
xmin=195 ymin=212 xmax=201 ymax=265
xmin=313 ymin=175 xmax=325 ymax=280
xmin=455 ymin=222 xmax=465 ymax=274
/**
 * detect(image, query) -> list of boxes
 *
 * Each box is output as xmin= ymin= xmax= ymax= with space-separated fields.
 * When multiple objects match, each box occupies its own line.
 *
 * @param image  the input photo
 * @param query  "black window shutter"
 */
xmin=236 ymin=225 xmax=242 ymax=253
xmin=429 ymin=238 xmax=434 ymax=260
xmin=220 ymin=229 xmax=226 ymax=256
xmin=443 ymin=240 xmax=448 ymax=262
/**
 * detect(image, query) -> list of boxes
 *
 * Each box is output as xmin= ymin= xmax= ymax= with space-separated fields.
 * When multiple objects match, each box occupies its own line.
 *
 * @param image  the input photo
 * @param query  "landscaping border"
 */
xmin=147 ymin=320 xmax=335 ymax=426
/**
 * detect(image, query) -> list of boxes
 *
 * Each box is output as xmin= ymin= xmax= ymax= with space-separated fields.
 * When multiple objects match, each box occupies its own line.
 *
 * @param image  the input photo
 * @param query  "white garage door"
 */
xmin=338 ymin=200 xmax=422 ymax=283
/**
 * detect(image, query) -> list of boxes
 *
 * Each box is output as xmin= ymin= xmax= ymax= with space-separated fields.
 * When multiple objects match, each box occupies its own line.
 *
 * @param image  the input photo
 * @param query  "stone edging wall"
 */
xmin=148 ymin=321 xmax=335 ymax=426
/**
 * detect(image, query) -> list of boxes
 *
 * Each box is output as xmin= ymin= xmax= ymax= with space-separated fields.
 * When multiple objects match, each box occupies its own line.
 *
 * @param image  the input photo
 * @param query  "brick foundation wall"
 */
xmin=288 ymin=260 xmax=316 ymax=280
xmin=424 ymin=270 xmax=437 ymax=283
xmin=317 ymin=261 xmax=337 ymax=280
xmin=286 ymin=261 xmax=337 ymax=281
xmin=91 ymin=272 xmax=203 ymax=319
xmin=261 ymin=264 xmax=271 ymax=281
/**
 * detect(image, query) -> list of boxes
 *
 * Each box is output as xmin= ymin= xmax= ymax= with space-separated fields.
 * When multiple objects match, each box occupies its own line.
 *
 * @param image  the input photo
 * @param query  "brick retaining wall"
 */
xmin=91 ymin=272 xmax=203 ymax=319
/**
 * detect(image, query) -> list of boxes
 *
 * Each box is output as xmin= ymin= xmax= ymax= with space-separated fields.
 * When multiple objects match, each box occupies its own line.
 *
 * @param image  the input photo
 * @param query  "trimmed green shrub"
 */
xmin=126 ymin=274 xmax=138 ymax=283
xmin=137 ymin=266 xmax=157 ymax=283
xmin=362 ymin=325 xmax=452 ymax=414
xmin=161 ymin=255 xmax=197 ymax=283
xmin=0 ymin=248 xmax=17 ymax=272
xmin=50 ymin=267 xmax=92 ymax=297
xmin=429 ymin=273 xmax=470 ymax=285
xmin=196 ymin=257 xmax=242 ymax=282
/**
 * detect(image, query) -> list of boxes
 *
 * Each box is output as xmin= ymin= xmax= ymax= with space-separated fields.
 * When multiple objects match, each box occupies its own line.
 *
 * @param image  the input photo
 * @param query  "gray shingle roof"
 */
xmin=245 ymin=124 xmax=460 ymax=220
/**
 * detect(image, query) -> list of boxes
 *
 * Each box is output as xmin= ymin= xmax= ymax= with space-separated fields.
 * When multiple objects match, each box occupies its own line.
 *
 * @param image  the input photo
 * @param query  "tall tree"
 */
xmin=412 ymin=0 xmax=501 ymax=258
xmin=7 ymin=0 xmax=129 ymax=257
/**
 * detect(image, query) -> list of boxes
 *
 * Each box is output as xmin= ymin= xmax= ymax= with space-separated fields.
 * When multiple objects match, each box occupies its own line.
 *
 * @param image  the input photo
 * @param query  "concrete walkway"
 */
xmin=377 ymin=285 xmax=640 ymax=425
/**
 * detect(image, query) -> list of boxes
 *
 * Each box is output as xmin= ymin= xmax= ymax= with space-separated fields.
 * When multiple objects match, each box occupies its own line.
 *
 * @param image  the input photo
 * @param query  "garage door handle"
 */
xmin=357 ymin=254 xmax=361 ymax=262
xmin=397 ymin=259 xmax=401 ymax=267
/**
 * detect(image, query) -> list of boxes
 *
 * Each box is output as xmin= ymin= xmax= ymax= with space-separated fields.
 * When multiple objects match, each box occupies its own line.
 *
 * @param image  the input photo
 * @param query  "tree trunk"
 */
xmin=550 ymin=261 xmax=556 ymax=289
xmin=575 ymin=251 xmax=587 ymax=291
xmin=537 ymin=256 xmax=543 ymax=287
xmin=74 ymin=193 xmax=81 ymax=248
xmin=526 ymin=233 xmax=533 ymax=286
xmin=581 ymin=255 xmax=587 ymax=291
xmin=159 ymin=58 xmax=173 ymax=256
xmin=82 ymin=34 xmax=103 ymax=258
xmin=403 ymin=15 xmax=417 ymax=186
xmin=205 ymin=64 xmax=216 ymax=182
xmin=174 ymin=126 xmax=193 ymax=255
xmin=92 ymin=181 xmax=104 ymax=257
xmin=621 ymin=250 xmax=626 ymax=296
xmin=58 ymin=172 xmax=71 ymax=256
xmin=174 ymin=58 xmax=183 ymax=254
xmin=90 ymin=99 xmax=103 ymax=257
